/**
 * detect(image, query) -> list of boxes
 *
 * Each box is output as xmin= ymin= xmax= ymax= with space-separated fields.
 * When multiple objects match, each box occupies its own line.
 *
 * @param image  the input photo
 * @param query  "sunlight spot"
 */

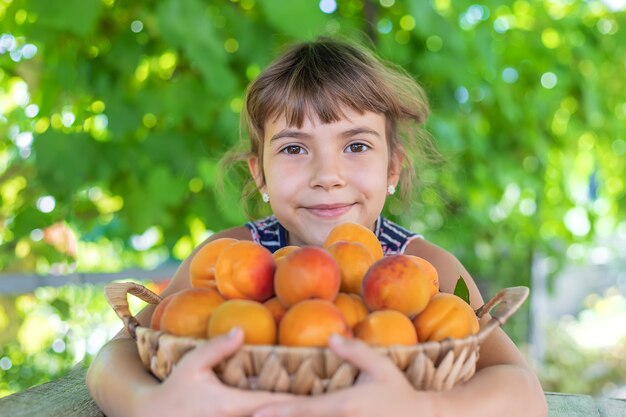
xmin=21 ymin=43 xmax=37 ymax=59
xmin=25 ymin=103 xmax=39 ymax=117
xmin=502 ymin=67 xmax=518 ymax=83
xmin=130 ymin=20 xmax=143 ymax=33
xmin=564 ymin=207 xmax=590 ymax=236
xmin=319 ymin=0 xmax=337 ymax=14
xmin=455 ymin=86 xmax=469 ymax=104
xmin=426 ymin=35 xmax=443 ymax=51
xmin=0 ymin=357 xmax=11 ymax=371
xmin=541 ymin=72 xmax=557 ymax=89
xmin=541 ymin=28 xmax=560 ymax=49
xmin=131 ymin=227 xmax=160 ymax=251
xmin=399 ymin=15 xmax=416 ymax=31
xmin=37 ymin=195 xmax=56 ymax=213
xmin=52 ymin=338 xmax=66 ymax=353
xmin=224 ymin=38 xmax=239 ymax=53
xmin=377 ymin=18 xmax=393 ymax=34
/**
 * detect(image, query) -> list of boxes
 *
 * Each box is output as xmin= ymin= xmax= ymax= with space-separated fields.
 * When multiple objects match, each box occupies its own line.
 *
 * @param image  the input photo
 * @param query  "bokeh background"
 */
xmin=1 ymin=0 xmax=625 ymax=399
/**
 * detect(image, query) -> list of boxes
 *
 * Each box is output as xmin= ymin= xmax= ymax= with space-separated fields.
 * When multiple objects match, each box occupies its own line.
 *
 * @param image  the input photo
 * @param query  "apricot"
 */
xmin=208 ymin=299 xmax=276 ymax=345
xmin=323 ymin=222 xmax=384 ymax=260
xmin=215 ymin=241 xmax=275 ymax=302
xmin=407 ymin=255 xmax=439 ymax=297
xmin=327 ymin=241 xmax=376 ymax=295
xmin=412 ymin=293 xmax=479 ymax=342
xmin=150 ymin=293 xmax=175 ymax=330
xmin=263 ymin=297 xmax=288 ymax=325
xmin=272 ymin=246 xmax=300 ymax=262
xmin=354 ymin=310 xmax=418 ymax=346
xmin=333 ymin=293 xmax=369 ymax=329
xmin=279 ymin=299 xmax=352 ymax=347
xmin=274 ymin=246 xmax=340 ymax=307
xmin=160 ymin=288 xmax=224 ymax=338
xmin=189 ymin=238 xmax=238 ymax=288
xmin=362 ymin=255 xmax=432 ymax=317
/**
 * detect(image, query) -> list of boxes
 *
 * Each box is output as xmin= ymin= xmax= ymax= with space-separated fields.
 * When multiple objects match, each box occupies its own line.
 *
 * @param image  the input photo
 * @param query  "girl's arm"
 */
xmin=251 ymin=238 xmax=547 ymax=417
xmin=86 ymin=226 xmax=291 ymax=417
xmin=405 ymin=238 xmax=547 ymax=416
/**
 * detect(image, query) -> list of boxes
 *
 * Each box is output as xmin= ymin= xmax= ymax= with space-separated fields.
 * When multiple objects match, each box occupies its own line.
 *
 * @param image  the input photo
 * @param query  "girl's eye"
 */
xmin=346 ymin=143 xmax=369 ymax=153
xmin=280 ymin=145 xmax=305 ymax=155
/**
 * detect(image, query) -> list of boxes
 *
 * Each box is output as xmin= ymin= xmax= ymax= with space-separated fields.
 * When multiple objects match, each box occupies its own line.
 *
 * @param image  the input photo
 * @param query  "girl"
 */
xmin=87 ymin=37 xmax=547 ymax=417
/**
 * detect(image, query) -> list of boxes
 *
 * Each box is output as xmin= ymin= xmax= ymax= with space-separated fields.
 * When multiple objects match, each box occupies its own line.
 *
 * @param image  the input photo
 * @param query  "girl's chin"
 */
xmin=288 ymin=226 xmax=334 ymax=247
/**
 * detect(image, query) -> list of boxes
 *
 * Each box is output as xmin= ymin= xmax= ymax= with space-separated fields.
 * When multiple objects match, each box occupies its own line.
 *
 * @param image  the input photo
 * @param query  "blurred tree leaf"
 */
xmin=33 ymin=131 xmax=97 ymax=195
xmin=157 ymin=0 xmax=237 ymax=97
xmin=50 ymin=298 xmax=70 ymax=320
xmin=28 ymin=0 xmax=101 ymax=36
xmin=256 ymin=0 xmax=329 ymax=39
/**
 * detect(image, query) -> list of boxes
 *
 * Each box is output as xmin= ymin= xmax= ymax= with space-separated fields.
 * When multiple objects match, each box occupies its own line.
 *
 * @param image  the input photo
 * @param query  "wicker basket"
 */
xmin=105 ymin=282 xmax=528 ymax=394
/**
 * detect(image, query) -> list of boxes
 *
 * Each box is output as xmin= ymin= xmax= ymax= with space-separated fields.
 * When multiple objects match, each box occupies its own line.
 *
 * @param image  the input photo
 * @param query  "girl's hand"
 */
xmin=134 ymin=328 xmax=293 ymax=417
xmin=252 ymin=335 xmax=438 ymax=417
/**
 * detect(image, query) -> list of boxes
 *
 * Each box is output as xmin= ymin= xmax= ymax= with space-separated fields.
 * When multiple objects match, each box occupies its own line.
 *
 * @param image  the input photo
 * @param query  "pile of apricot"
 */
xmin=150 ymin=223 xmax=479 ymax=347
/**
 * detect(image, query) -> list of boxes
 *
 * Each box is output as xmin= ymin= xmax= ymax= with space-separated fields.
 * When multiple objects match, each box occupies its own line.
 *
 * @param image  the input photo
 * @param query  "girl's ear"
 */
xmin=387 ymin=151 xmax=403 ymax=187
xmin=247 ymin=156 xmax=265 ymax=190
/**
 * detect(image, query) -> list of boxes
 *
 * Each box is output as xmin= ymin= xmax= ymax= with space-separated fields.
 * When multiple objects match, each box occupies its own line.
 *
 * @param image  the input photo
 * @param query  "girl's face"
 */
xmin=249 ymin=108 xmax=399 ymax=247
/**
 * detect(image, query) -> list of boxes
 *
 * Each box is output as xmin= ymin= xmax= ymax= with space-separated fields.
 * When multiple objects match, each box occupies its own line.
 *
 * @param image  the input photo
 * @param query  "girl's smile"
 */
xmin=303 ymin=203 xmax=355 ymax=219
xmin=248 ymin=108 xmax=400 ymax=247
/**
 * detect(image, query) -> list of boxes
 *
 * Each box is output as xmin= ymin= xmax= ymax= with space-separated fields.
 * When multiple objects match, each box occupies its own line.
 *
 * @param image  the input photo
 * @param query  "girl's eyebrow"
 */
xmin=340 ymin=127 xmax=382 ymax=139
xmin=270 ymin=129 xmax=311 ymax=142
xmin=270 ymin=126 xmax=381 ymax=142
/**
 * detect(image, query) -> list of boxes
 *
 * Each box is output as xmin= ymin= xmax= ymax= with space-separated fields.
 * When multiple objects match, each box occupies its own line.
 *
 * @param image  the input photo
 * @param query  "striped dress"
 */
xmin=245 ymin=215 xmax=422 ymax=255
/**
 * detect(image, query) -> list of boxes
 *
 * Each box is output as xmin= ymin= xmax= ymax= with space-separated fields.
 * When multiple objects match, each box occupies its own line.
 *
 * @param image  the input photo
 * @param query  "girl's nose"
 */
xmin=309 ymin=153 xmax=346 ymax=190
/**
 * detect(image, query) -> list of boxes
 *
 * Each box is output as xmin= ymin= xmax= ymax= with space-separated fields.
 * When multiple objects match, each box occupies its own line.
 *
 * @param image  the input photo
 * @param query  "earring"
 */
xmin=387 ymin=185 xmax=396 ymax=196
xmin=261 ymin=192 xmax=270 ymax=203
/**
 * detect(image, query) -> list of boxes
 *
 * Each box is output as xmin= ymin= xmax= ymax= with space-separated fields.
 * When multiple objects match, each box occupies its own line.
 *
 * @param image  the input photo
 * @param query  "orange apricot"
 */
xmin=279 ymin=299 xmax=352 ymax=347
xmin=323 ymin=222 xmax=384 ymax=260
xmin=214 ymin=241 xmax=275 ymax=302
xmin=354 ymin=310 xmax=418 ymax=346
xmin=274 ymin=246 xmax=340 ymax=308
xmin=208 ymin=299 xmax=276 ymax=345
xmin=160 ymin=288 xmax=224 ymax=338
xmin=362 ymin=255 xmax=432 ymax=317
xmin=327 ymin=241 xmax=376 ymax=295
xmin=407 ymin=255 xmax=439 ymax=297
xmin=272 ymin=246 xmax=300 ymax=262
xmin=412 ymin=293 xmax=479 ymax=342
xmin=333 ymin=293 xmax=369 ymax=329
xmin=150 ymin=293 xmax=175 ymax=330
xmin=263 ymin=297 xmax=288 ymax=325
xmin=189 ymin=238 xmax=238 ymax=288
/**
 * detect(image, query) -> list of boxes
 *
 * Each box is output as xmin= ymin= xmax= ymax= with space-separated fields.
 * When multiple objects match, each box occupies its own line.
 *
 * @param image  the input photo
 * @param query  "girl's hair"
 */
xmin=221 ymin=36 xmax=438 ymax=218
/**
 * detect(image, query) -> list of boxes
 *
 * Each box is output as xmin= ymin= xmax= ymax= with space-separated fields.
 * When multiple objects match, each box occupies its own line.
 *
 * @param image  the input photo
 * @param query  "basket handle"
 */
xmin=104 ymin=282 xmax=162 ymax=339
xmin=474 ymin=286 xmax=529 ymax=343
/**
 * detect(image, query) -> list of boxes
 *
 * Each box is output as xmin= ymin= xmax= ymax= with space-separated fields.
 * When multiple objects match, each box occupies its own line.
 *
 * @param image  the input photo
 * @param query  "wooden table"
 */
xmin=1 ymin=366 xmax=624 ymax=416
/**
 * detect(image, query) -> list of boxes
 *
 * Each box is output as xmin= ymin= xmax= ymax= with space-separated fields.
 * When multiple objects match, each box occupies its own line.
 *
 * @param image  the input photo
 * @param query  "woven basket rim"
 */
xmin=134 ymin=325 xmax=484 ymax=392
xmin=135 ymin=325 xmax=482 ymax=352
xmin=107 ymin=283 xmax=530 ymax=348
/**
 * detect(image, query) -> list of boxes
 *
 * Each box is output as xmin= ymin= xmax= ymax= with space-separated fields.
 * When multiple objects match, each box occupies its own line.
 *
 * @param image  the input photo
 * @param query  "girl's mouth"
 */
xmin=305 ymin=203 xmax=354 ymax=218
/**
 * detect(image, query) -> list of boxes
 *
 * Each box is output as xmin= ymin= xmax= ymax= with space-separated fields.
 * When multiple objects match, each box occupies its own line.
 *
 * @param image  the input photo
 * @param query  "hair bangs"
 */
xmin=257 ymin=41 xmax=400 ymax=130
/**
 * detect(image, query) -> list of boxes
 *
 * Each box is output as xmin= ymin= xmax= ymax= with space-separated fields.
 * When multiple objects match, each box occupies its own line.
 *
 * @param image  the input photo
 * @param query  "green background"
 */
xmin=1 ymin=0 xmax=625 ymax=397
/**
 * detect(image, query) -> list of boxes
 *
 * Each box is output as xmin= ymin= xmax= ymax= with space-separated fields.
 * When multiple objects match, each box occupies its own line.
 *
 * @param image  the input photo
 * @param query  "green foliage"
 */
xmin=1 ymin=0 xmax=625 ymax=395
xmin=2 ymin=0 xmax=624 ymax=278
xmin=453 ymin=276 xmax=471 ymax=305
xmin=0 ymin=282 xmax=131 ymax=397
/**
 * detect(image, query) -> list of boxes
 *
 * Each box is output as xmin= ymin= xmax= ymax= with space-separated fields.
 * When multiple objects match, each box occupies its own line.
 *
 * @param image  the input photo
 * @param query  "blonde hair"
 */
xmin=221 ymin=36 xmax=438 ymax=218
